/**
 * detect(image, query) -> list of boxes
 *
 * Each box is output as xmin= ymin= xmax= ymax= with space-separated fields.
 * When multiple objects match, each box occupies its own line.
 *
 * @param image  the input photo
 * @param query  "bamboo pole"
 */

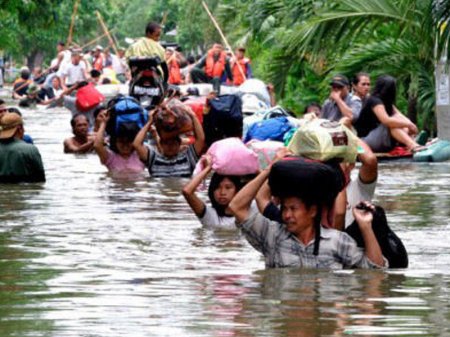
xmin=95 ymin=11 xmax=119 ymax=55
xmin=67 ymin=0 xmax=81 ymax=46
xmin=161 ymin=11 xmax=168 ymax=27
xmin=80 ymin=29 xmax=116 ymax=50
xmin=201 ymin=1 xmax=246 ymax=82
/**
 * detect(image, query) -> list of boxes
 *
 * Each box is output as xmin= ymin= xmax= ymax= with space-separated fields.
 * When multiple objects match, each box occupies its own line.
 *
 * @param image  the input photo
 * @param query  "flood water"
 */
xmin=1 ymin=104 xmax=450 ymax=336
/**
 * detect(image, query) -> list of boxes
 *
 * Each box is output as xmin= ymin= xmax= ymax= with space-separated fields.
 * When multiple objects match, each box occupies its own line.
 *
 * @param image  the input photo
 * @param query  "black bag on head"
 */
xmin=268 ymin=157 xmax=345 ymax=208
xmin=345 ymin=205 xmax=408 ymax=268
xmin=203 ymin=94 xmax=243 ymax=148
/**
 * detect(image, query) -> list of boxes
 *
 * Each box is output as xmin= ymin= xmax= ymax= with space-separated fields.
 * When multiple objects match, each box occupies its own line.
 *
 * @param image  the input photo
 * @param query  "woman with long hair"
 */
xmin=354 ymin=75 xmax=422 ymax=153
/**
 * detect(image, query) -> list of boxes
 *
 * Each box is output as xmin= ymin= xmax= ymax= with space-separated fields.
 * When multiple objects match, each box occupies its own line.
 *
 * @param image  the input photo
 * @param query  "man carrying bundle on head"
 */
xmin=190 ymin=43 xmax=233 ymax=94
xmin=229 ymin=154 xmax=386 ymax=269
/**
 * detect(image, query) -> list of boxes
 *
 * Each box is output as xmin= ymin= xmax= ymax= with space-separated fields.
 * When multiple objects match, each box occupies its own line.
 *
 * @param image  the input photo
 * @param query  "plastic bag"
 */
xmin=287 ymin=118 xmax=358 ymax=162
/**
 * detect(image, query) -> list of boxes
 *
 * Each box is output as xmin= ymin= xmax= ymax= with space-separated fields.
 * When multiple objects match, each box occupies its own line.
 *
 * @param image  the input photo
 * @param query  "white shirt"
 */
xmin=111 ymin=54 xmax=128 ymax=75
xmin=345 ymin=174 xmax=377 ymax=228
xmin=199 ymin=202 xmax=259 ymax=230
xmin=63 ymin=62 xmax=87 ymax=86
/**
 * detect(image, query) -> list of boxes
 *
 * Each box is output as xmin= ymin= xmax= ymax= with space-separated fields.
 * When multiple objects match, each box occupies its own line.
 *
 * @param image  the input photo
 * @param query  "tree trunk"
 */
xmin=27 ymin=50 xmax=45 ymax=69
xmin=407 ymin=94 xmax=417 ymax=126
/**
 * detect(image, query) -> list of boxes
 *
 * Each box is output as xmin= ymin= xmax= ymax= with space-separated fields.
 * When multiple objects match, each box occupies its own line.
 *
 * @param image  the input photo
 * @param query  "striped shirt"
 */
xmin=237 ymin=212 xmax=385 ymax=269
xmin=147 ymin=145 xmax=199 ymax=178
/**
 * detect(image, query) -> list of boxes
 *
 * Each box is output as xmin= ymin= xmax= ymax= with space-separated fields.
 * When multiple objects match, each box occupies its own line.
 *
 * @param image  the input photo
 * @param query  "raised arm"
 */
xmin=93 ymin=110 xmax=109 ymax=164
xmin=187 ymin=107 xmax=205 ymax=156
xmin=330 ymin=90 xmax=353 ymax=120
xmin=133 ymin=110 xmax=155 ymax=162
xmin=353 ymin=202 xmax=385 ymax=267
xmin=229 ymin=167 xmax=270 ymax=223
xmin=357 ymin=138 xmax=377 ymax=184
xmin=182 ymin=156 xmax=212 ymax=216
xmin=255 ymin=179 xmax=272 ymax=214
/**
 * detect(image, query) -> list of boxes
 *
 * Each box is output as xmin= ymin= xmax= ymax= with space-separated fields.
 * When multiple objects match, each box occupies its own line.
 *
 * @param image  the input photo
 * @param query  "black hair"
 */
xmin=372 ymin=75 xmax=397 ymax=115
xmin=0 ymin=99 xmax=5 ymax=106
xmin=93 ymin=104 xmax=106 ymax=120
xmin=90 ymin=69 xmax=101 ymax=78
xmin=208 ymin=173 xmax=242 ymax=217
xmin=352 ymin=72 xmax=370 ymax=86
xmin=101 ymin=78 xmax=112 ymax=85
xmin=57 ymin=41 xmax=65 ymax=47
xmin=21 ymin=70 xmax=31 ymax=80
xmin=303 ymin=102 xmax=321 ymax=114
xmin=187 ymin=55 xmax=196 ymax=64
xmin=109 ymin=123 xmax=139 ymax=153
xmin=70 ymin=113 xmax=88 ymax=128
xmin=7 ymin=107 xmax=22 ymax=116
xmin=145 ymin=22 xmax=161 ymax=36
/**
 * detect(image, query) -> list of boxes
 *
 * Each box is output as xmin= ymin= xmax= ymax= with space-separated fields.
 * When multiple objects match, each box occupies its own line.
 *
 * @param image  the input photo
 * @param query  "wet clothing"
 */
xmin=199 ymin=202 xmax=258 ymax=229
xmin=345 ymin=174 xmax=377 ymax=228
xmin=13 ymin=79 xmax=32 ymax=97
xmin=0 ymin=138 xmax=45 ymax=183
xmin=320 ymin=95 xmax=354 ymax=122
xmin=237 ymin=212 xmax=384 ymax=269
xmin=146 ymin=144 xmax=199 ymax=178
xmin=104 ymin=149 xmax=145 ymax=174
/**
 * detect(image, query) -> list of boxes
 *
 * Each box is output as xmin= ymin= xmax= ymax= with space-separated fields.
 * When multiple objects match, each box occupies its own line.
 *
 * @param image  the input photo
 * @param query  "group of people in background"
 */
xmin=0 ymin=20 xmax=417 ymax=271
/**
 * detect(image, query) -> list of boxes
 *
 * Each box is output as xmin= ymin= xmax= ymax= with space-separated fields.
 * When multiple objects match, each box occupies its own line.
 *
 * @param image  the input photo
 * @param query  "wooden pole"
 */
xmin=80 ymin=29 xmax=116 ymax=50
xmin=201 ymin=1 xmax=246 ymax=82
xmin=161 ymin=11 xmax=168 ymax=27
xmin=95 ymin=11 xmax=119 ymax=55
xmin=67 ymin=0 xmax=81 ymax=46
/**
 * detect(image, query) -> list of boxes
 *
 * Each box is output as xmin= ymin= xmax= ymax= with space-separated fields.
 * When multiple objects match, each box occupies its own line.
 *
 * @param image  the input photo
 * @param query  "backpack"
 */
xmin=106 ymin=95 xmax=148 ymax=137
xmin=76 ymin=82 xmax=104 ymax=112
xmin=345 ymin=205 xmax=408 ymax=268
xmin=203 ymin=94 xmax=243 ymax=148
xmin=244 ymin=116 xmax=293 ymax=143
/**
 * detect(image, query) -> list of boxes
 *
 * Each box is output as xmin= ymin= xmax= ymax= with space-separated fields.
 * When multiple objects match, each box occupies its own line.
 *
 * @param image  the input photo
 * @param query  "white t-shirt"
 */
xmin=199 ymin=202 xmax=258 ymax=230
xmin=111 ymin=54 xmax=127 ymax=75
xmin=56 ymin=50 xmax=72 ymax=77
xmin=63 ymin=62 xmax=87 ymax=86
xmin=345 ymin=174 xmax=377 ymax=228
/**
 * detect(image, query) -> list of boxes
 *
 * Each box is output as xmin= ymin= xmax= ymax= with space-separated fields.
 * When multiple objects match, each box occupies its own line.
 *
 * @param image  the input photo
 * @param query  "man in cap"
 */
xmin=320 ymin=75 xmax=357 ymax=123
xmin=0 ymin=113 xmax=45 ymax=183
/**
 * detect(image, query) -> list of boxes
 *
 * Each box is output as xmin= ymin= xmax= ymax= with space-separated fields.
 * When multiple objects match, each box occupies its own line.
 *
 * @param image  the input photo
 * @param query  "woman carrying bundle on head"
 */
xmin=182 ymin=155 xmax=256 ymax=229
xmin=228 ymin=156 xmax=387 ymax=269
xmin=94 ymin=107 xmax=145 ymax=174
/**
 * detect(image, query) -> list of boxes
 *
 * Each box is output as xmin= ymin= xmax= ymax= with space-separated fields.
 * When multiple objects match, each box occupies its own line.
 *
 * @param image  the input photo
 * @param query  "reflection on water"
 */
xmin=1 ymin=106 xmax=450 ymax=336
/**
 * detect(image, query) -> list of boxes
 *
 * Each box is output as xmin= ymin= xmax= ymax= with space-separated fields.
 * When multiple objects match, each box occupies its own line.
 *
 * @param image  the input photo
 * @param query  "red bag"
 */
xmin=183 ymin=96 xmax=206 ymax=124
xmin=75 ymin=83 xmax=104 ymax=112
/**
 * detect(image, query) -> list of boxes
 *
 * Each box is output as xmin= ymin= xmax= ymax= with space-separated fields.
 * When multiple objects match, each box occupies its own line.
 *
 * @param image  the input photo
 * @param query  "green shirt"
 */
xmin=0 ymin=138 xmax=46 ymax=183
xmin=125 ymin=37 xmax=165 ymax=61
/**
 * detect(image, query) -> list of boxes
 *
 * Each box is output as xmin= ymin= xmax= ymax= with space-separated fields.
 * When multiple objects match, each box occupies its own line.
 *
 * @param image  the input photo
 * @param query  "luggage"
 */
xmin=268 ymin=157 xmax=345 ymax=207
xmin=76 ymin=82 xmax=105 ymax=112
xmin=246 ymin=140 xmax=285 ymax=170
xmin=182 ymin=96 xmax=206 ymax=124
xmin=244 ymin=116 xmax=293 ymax=143
xmin=106 ymin=95 xmax=148 ymax=137
xmin=154 ymin=99 xmax=194 ymax=141
xmin=345 ymin=205 xmax=408 ymax=268
xmin=287 ymin=118 xmax=358 ymax=163
xmin=193 ymin=137 xmax=259 ymax=176
xmin=203 ymin=94 xmax=243 ymax=148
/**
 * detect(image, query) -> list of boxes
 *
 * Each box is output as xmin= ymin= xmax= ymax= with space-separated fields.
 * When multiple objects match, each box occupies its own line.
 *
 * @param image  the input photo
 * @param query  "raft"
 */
xmin=413 ymin=139 xmax=450 ymax=162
